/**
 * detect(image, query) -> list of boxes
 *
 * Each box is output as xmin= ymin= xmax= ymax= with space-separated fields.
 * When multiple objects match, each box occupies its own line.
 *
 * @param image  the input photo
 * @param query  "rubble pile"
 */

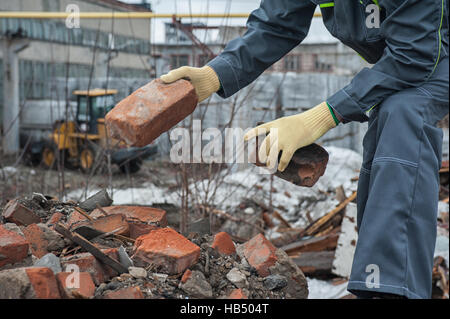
xmin=0 ymin=190 xmax=309 ymax=299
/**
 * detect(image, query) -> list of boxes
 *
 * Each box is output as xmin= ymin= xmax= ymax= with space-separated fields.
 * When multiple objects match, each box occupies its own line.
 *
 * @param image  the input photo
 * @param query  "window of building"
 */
xmin=284 ymin=55 xmax=301 ymax=72
xmin=170 ymin=54 xmax=189 ymax=68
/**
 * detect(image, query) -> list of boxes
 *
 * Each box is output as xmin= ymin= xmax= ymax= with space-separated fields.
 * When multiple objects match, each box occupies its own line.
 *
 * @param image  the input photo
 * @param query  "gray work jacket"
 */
xmin=207 ymin=0 xmax=449 ymax=123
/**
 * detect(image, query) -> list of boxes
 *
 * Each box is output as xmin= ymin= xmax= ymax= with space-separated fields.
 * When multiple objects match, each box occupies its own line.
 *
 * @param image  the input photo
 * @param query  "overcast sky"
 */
xmin=121 ymin=0 xmax=334 ymax=43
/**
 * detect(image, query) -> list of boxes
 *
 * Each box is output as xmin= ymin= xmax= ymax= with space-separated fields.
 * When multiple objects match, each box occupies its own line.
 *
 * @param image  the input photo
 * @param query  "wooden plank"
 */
xmin=73 ymin=206 xmax=94 ymax=221
xmin=281 ymin=233 xmax=339 ymax=256
xmin=54 ymin=223 xmax=128 ymax=274
xmin=292 ymin=251 xmax=335 ymax=276
xmin=303 ymin=191 xmax=357 ymax=237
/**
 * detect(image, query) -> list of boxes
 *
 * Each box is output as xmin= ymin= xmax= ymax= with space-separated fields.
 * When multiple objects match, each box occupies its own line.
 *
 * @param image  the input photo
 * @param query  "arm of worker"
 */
xmin=327 ymin=0 xmax=447 ymax=123
xmin=161 ymin=0 xmax=317 ymax=101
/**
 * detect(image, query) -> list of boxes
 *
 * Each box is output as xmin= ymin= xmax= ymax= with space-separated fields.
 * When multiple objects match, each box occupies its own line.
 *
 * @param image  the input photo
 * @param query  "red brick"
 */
xmin=128 ymin=223 xmax=159 ymax=239
xmin=0 ymin=224 xmax=30 ymax=268
xmin=105 ymin=79 xmax=198 ymax=147
xmin=131 ymin=228 xmax=200 ymax=274
xmin=25 ymin=267 xmax=61 ymax=299
xmin=46 ymin=212 xmax=64 ymax=228
xmin=243 ymin=233 xmax=278 ymax=277
xmin=22 ymin=223 xmax=65 ymax=258
xmin=181 ymin=269 xmax=192 ymax=283
xmin=228 ymin=288 xmax=248 ymax=299
xmin=91 ymin=206 xmax=167 ymax=239
xmin=211 ymin=232 xmax=236 ymax=255
xmin=103 ymin=286 xmax=144 ymax=299
xmin=22 ymin=224 xmax=48 ymax=258
xmin=91 ymin=206 xmax=167 ymax=225
xmin=71 ymin=214 xmax=130 ymax=237
xmin=60 ymin=248 xmax=119 ymax=285
xmin=56 ymin=272 xmax=96 ymax=299
xmin=255 ymin=143 xmax=329 ymax=187
xmin=66 ymin=210 xmax=89 ymax=228
xmin=2 ymin=200 xmax=41 ymax=226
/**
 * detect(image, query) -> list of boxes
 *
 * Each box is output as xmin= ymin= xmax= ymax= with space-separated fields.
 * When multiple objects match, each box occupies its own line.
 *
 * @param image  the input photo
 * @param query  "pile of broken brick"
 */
xmin=0 ymin=190 xmax=308 ymax=299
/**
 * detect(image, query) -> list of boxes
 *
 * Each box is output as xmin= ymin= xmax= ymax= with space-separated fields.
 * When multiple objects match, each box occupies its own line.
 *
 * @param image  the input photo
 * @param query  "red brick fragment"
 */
xmin=2 ymin=200 xmax=41 ymax=226
xmin=243 ymin=233 xmax=278 ymax=277
xmin=0 ymin=267 xmax=60 ymax=298
xmin=0 ymin=224 xmax=30 ymax=268
xmin=71 ymin=214 xmax=130 ymax=237
xmin=60 ymin=248 xmax=119 ymax=285
xmin=25 ymin=267 xmax=61 ymax=299
xmin=22 ymin=223 xmax=64 ymax=258
xmin=66 ymin=210 xmax=89 ymax=228
xmin=46 ymin=212 xmax=64 ymax=228
xmin=91 ymin=206 xmax=167 ymax=239
xmin=22 ymin=224 xmax=48 ymax=258
xmin=56 ymin=272 xmax=96 ymax=299
xmin=211 ymin=232 xmax=236 ymax=255
xmin=255 ymin=143 xmax=329 ymax=187
xmin=228 ymin=288 xmax=248 ymax=299
xmin=103 ymin=286 xmax=144 ymax=299
xmin=131 ymin=228 xmax=200 ymax=274
xmin=105 ymin=79 xmax=198 ymax=147
xmin=181 ymin=269 xmax=192 ymax=283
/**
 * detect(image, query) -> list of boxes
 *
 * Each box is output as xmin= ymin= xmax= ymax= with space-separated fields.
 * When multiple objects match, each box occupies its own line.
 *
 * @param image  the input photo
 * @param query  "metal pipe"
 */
xmin=0 ymin=12 xmax=322 ymax=19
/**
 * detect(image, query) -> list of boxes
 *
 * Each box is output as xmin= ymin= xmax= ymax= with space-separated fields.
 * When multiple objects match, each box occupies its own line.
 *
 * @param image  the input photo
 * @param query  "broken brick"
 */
xmin=211 ymin=232 xmax=236 ymax=255
xmin=90 ymin=206 xmax=167 ymax=239
xmin=56 ymin=272 xmax=96 ymax=299
xmin=0 ymin=267 xmax=61 ymax=299
xmin=105 ymin=79 xmax=198 ymax=147
xmin=131 ymin=228 xmax=200 ymax=274
xmin=60 ymin=248 xmax=119 ymax=285
xmin=71 ymin=214 xmax=130 ymax=237
xmin=46 ymin=212 xmax=64 ymax=228
xmin=2 ymin=199 xmax=41 ymax=226
xmin=243 ymin=233 xmax=278 ymax=277
xmin=25 ymin=267 xmax=61 ymax=299
xmin=103 ymin=286 xmax=144 ymax=299
xmin=66 ymin=209 xmax=89 ymax=228
xmin=91 ymin=206 xmax=167 ymax=225
xmin=255 ymin=143 xmax=329 ymax=187
xmin=181 ymin=269 xmax=192 ymax=283
xmin=0 ymin=224 xmax=30 ymax=268
xmin=22 ymin=223 xmax=65 ymax=258
xmin=228 ymin=288 xmax=248 ymax=299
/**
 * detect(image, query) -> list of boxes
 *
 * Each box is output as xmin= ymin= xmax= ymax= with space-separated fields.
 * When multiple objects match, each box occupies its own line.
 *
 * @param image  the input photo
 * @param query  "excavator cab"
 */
xmin=74 ymin=89 xmax=116 ymax=134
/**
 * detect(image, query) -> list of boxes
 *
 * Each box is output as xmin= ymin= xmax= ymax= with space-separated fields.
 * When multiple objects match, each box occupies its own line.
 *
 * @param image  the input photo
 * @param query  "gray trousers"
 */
xmin=347 ymin=57 xmax=449 ymax=299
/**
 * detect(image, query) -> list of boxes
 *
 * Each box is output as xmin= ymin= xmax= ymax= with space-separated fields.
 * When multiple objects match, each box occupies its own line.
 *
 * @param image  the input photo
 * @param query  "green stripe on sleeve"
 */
xmin=319 ymin=2 xmax=335 ymax=8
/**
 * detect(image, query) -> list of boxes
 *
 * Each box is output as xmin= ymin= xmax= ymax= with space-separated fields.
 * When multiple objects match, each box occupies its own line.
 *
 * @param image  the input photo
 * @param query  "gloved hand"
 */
xmin=160 ymin=66 xmax=220 ymax=102
xmin=244 ymin=102 xmax=339 ymax=172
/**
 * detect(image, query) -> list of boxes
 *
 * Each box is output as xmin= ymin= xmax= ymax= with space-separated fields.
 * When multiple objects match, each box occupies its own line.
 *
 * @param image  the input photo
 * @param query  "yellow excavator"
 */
xmin=39 ymin=88 xmax=157 ymax=174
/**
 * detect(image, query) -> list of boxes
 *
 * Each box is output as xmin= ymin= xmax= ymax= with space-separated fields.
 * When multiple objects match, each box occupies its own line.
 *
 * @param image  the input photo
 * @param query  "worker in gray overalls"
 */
xmin=162 ymin=0 xmax=449 ymax=298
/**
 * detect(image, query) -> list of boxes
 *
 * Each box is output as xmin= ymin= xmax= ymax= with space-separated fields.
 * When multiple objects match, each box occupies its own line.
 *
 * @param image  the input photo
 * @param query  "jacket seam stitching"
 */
xmin=347 ymin=281 xmax=422 ymax=299
xmin=372 ymin=157 xmax=418 ymax=168
xmin=215 ymin=55 xmax=242 ymax=94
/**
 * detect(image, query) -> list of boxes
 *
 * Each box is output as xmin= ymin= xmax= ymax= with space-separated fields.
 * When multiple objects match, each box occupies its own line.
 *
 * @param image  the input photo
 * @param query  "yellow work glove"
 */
xmin=244 ymin=102 xmax=338 ymax=172
xmin=160 ymin=66 xmax=220 ymax=102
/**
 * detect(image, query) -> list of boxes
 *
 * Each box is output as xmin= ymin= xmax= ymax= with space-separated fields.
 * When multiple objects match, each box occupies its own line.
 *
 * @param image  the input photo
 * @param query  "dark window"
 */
xmin=170 ymin=55 xmax=189 ymax=68
xmin=284 ymin=55 xmax=301 ymax=72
